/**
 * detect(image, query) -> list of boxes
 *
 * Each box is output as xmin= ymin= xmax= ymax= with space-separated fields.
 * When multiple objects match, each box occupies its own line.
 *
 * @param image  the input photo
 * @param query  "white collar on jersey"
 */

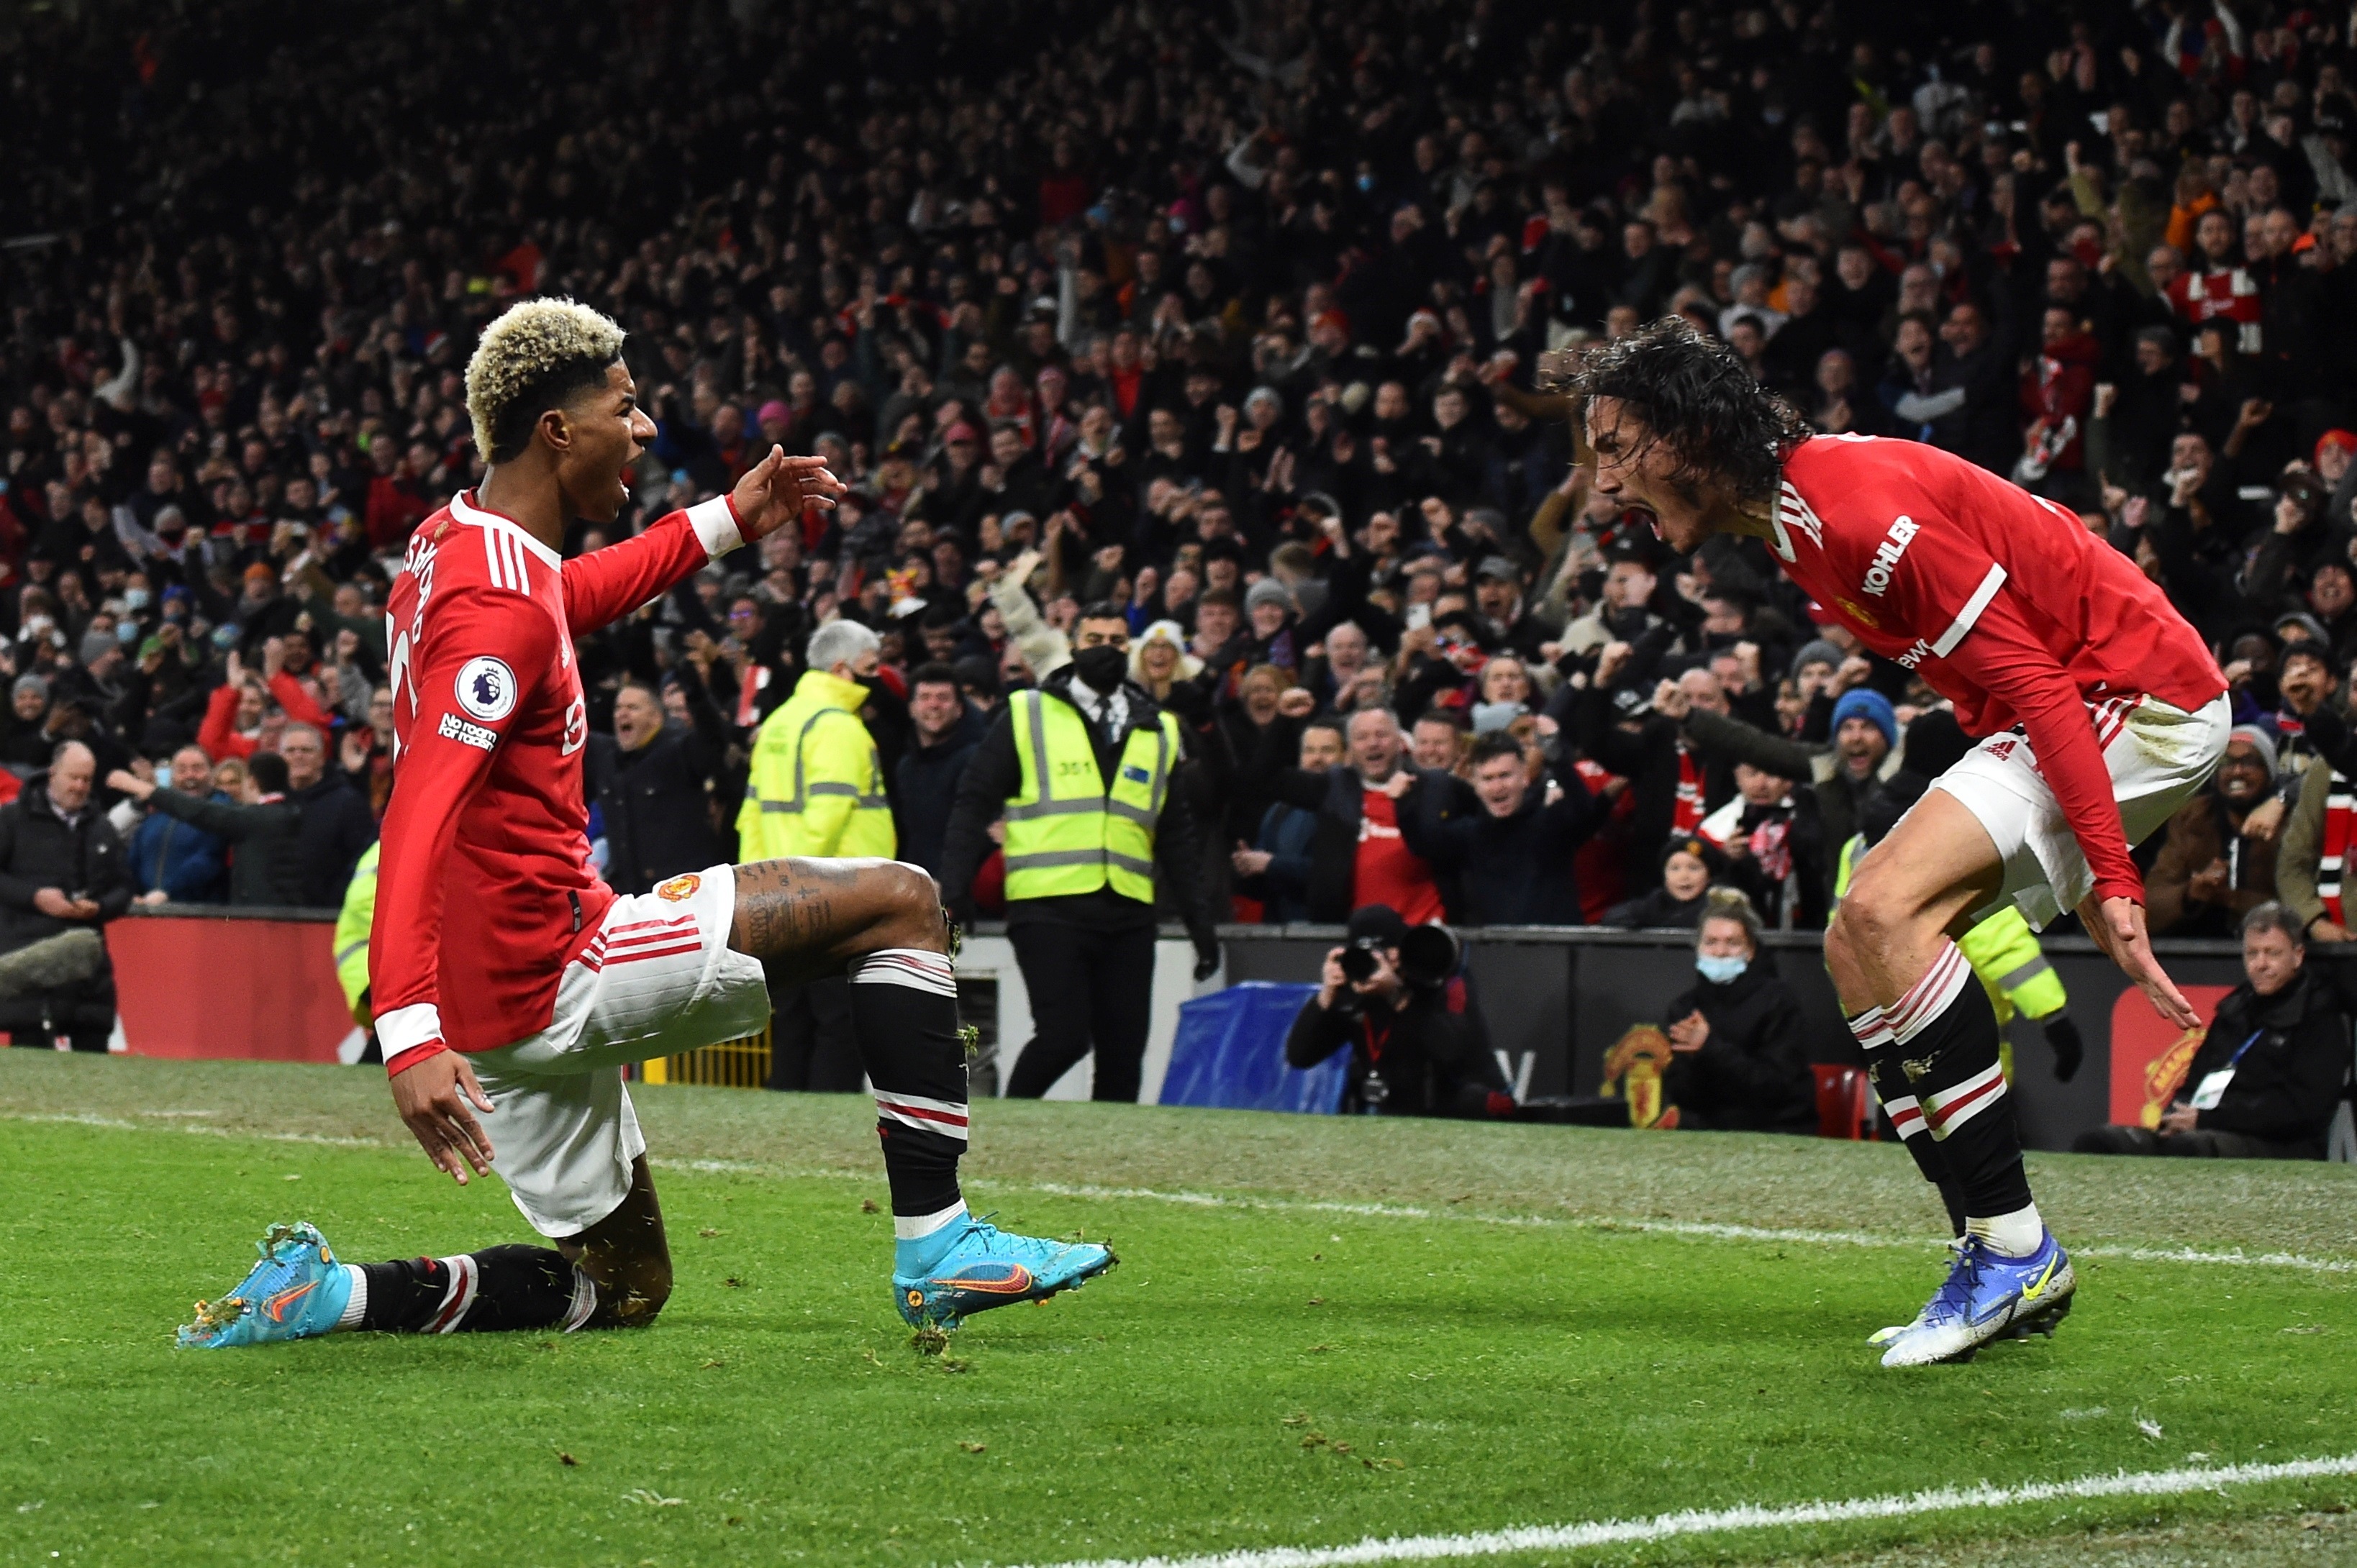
xmin=449 ymin=490 xmax=563 ymax=570
xmin=1766 ymin=478 xmax=1824 ymax=564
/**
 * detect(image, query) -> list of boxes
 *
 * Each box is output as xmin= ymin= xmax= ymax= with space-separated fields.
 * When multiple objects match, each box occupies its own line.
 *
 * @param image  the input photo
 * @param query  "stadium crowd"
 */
xmin=3 ymin=0 xmax=2356 ymax=1136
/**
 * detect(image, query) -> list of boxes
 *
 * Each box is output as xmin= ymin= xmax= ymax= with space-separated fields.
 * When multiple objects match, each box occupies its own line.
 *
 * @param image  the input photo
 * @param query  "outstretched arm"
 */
xmin=562 ymin=448 xmax=843 ymax=635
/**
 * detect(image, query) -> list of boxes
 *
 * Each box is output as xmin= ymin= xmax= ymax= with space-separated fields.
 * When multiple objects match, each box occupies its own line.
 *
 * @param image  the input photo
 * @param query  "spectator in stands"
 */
xmin=1259 ymin=706 xmax=1457 ymax=924
xmin=106 ymin=753 xmax=306 ymax=906
xmin=1284 ymin=903 xmax=1513 ymax=1118
xmin=1658 ymin=888 xmax=1818 ymax=1135
xmin=591 ymin=673 xmax=726 ymax=896
xmin=1558 ymin=555 xmax=1662 ymax=659
xmin=1658 ymin=677 xmax=1891 ymax=916
xmin=1607 ymin=835 xmax=1726 ymax=930
xmin=199 ymin=644 xmax=332 ymax=763
xmin=2148 ymin=726 xmax=2286 ymax=937
xmin=894 ymin=662 xmax=984 ymax=878
xmin=1401 ymin=731 xmax=1599 ymax=925
xmin=126 ymin=744 xmax=228 ymax=905
xmin=1231 ymin=718 xmax=1344 ymax=926
xmin=0 ymin=678 xmax=55 ymax=771
xmin=2074 ymin=903 xmax=2351 ymax=1159
xmin=0 ymin=742 xmax=131 ymax=1052
xmin=278 ymin=722 xmax=376 ymax=907
xmin=1409 ymin=708 xmax=1468 ymax=774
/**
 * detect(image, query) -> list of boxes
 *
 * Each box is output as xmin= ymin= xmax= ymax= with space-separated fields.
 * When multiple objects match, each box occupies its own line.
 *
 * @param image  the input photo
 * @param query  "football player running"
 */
xmin=1562 ymin=319 xmax=2227 ymax=1366
xmin=181 ymin=300 xmax=1112 ymax=1349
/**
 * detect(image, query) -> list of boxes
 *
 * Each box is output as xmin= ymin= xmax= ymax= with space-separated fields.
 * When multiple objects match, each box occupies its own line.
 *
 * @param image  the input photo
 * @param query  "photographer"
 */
xmin=1284 ymin=904 xmax=1515 ymax=1118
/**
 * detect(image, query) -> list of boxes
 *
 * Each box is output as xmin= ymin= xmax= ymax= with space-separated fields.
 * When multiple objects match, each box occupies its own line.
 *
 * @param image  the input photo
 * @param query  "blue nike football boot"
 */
xmin=177 ymin=1222 xmax=353 ymax=1348
xmin=893 ymin=1215 xmax=1114 ymax=1331
xmin=1868 ymin=1238 xmax=2071 ymax=1348
xmin=1879 ymin=1229 xmax=2074 ymax=1367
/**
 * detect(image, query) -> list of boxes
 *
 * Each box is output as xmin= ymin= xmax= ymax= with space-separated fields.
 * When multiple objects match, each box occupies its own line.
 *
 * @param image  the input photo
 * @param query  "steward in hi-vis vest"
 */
xmin=939 ymin=608 xmax=1221 ymax=1104
xmin=740 ymin=619 xmax=899 ymax=1094
xmin=737 ymin=667 xmax=896 ymax=862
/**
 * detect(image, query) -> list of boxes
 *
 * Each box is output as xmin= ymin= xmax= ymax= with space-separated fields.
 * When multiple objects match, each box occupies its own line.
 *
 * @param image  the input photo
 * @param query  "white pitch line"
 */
xmin=1025 ymin=1180 xmax=2357 ymax=1275
xmin=1012 ymin=1452 xmax=2357 ymax=1568
xmin=8 ymin=1112 xmax=2351 ymax=1275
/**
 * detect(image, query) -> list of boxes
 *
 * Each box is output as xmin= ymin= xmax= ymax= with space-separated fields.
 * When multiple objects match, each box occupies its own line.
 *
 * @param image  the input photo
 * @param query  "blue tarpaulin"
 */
xmin=1158 ymin=983 xmax=1347 ymax=1114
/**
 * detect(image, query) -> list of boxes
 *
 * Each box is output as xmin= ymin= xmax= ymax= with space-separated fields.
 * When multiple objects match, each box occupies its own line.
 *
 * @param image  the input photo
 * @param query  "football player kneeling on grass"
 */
xmin=177 ymin=300 xmax=1112 ymax=1353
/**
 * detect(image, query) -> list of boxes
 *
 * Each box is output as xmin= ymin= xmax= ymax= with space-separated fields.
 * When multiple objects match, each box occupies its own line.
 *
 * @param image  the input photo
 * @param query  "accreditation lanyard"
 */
xmin=2189 ymin=1029 xmax=2264 ymax=1112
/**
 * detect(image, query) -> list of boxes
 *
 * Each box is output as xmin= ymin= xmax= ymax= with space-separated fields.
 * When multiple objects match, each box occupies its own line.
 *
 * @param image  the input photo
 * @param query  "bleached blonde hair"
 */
xmin=464 ymin=298 xmax=628 ymax=463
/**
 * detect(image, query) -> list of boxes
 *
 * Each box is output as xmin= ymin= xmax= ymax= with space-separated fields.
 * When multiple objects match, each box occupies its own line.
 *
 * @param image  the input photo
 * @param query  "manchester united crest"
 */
xmin=655 ymin=873 xmax=701 ymax=902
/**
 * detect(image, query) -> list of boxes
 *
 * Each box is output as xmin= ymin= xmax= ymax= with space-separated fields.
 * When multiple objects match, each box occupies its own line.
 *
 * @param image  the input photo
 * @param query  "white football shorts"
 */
xmin=1927 ymin=691 xmax=2231 ymax=930
xmin=466 ymin=865 xmax=771 ymax=1238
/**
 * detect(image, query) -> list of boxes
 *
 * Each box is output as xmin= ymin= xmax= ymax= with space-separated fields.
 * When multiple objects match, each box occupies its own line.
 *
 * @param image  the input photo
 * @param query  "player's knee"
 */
xmin=605 ymin=1262 xmax=673 ymax=1329
xmin=875 ymin=860 xmax=948 ymax=950
xmin=1836 ymin=867 xmax=1919 ymax=949
xmin=1823 ymin=908 xmax=1860 ymax=977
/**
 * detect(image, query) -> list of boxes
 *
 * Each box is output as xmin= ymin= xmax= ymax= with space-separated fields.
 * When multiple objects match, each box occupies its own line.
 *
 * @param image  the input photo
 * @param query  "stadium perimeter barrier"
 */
xmin=92 ymin=906 xmax=2291 ymax=1151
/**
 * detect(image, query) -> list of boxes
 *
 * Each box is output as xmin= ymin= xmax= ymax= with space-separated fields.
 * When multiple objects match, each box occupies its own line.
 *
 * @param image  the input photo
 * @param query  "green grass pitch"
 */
xmin=2 ymin=1052 xmax=2354 ymax=1567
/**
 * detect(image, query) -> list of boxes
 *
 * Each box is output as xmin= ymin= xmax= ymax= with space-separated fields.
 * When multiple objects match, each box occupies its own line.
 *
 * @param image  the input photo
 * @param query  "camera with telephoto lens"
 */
xmin=1338 ymin=934 xmax=1388 ymax=984
xmin=1338 ymin=921 xmax=1462 ymax=989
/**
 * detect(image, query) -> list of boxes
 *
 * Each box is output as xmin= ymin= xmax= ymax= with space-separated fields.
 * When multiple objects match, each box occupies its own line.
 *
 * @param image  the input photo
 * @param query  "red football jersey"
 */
xmin=370 ymin=490 xmax=744 ymax=1074
xmin=1769 ymin=435 xmax=2225 ymax=907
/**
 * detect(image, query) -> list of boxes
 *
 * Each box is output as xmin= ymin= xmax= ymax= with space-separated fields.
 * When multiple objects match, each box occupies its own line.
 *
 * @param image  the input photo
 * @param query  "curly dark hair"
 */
xmin=1570 ymin=316 xmax=1815 ymax=510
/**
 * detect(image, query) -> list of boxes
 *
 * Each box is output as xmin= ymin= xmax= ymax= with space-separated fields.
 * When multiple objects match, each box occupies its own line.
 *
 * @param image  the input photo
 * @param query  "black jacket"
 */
xmin=144 ymin=787 xmax=308 ymax=907
xmin=938 ymin=667 xmax=1217 ymax=940
xmin=1264 ymin=765 xmax=1476 ymax=924
xmin=0 ymin=775 xmax=132 ymax=950
xmin=286 ymin=773 xmax=377 ymax=908
xmin=1284 ymin=977 xmax=1510 ymax=1116
xmin=594 ymin=703 xmax=725 ymax=896
xmin=894 ymin=703 xmax=986 ymax=877
xmin=1679 ymin=706 xmax=1870 ymax=917
xmin=1606 ymin=885 xmax=1710 ymax=929
xmin=2177 ymin=967 xmax=2352 ymax=1153
xmin=1659 ymin=958 xmax=1820 ymax=1134
xmin=1400 ymin=768 xmax=1600 ymax=925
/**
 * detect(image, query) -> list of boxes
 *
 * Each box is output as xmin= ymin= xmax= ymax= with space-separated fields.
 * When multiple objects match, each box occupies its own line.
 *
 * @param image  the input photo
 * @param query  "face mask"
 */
xmin=1071 ymin=644 xmax=1129 ymax=693
xmin=124 ymin=589 xmax=151 ymax=611
xmin=117 ymin=621 xmax=140 ymax=644
xmin=1696 ymin=953 xmax=1748 ymax=985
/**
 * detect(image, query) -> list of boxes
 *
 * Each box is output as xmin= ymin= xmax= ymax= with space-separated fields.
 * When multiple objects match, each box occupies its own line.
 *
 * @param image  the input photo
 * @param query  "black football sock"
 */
xmin=350 ymin=1244 xmax=595 ymax=1334
xmin=848 ymin=948 xmax=970 ymax=1255
xmin=1848 ymin=1003 xmax=1967 ymax=1236
xmin=1887 ymin=942 xmax=2041 ymax=1254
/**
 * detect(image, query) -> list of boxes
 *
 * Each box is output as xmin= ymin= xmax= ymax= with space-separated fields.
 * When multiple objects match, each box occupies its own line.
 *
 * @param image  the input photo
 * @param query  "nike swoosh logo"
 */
xmin=2019 ymin=1257 xmax=2061 ymax=1301
xmin=266 ymin=1281 xmax=317 ymax=1323
xmin=934 ymin=1265 xmax=1035 ymax=1295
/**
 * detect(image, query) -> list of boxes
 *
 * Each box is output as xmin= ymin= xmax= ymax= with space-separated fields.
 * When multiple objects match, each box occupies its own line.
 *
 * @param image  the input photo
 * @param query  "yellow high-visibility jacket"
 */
xmin=737 ymin=669 xmax=895 ymax=860
xmin=334 ymin=841 xmax=379 ymax=1027
xmin=1000 ymin=688 xmax=1179 ymax=903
